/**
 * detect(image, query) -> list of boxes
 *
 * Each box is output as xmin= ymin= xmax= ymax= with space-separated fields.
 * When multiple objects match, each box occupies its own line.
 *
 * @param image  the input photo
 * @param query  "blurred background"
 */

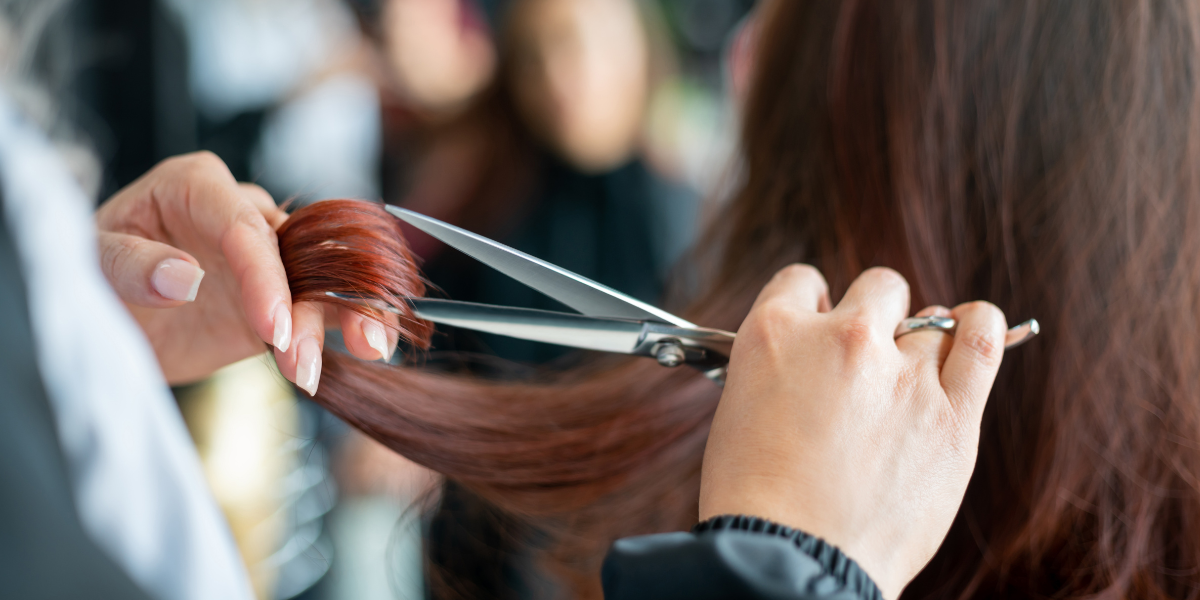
xmin=36 ymin=0 xmax=755 ymax=597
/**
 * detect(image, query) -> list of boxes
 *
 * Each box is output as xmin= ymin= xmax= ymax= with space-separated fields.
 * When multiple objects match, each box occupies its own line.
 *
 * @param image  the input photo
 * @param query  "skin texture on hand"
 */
xmin=95 ymin=152 xmax=398 ymax=390
xmin=699 ymin=265 xmax=1008 ymax=599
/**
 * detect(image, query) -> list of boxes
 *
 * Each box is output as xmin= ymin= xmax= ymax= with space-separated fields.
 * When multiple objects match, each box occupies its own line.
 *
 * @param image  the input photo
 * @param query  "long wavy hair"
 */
xmin=279 ymin=1 xmax=1200 ymax=598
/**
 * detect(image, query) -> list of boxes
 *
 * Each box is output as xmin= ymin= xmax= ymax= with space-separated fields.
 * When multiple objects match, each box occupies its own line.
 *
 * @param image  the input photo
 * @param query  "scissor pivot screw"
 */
xmin=654 ymin=340 xmax=687 ymax=368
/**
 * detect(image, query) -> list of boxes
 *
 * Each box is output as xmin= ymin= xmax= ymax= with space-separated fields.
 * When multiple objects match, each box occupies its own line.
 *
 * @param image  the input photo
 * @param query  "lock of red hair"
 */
xmin=276 ymin=199 xmax=434 ymax=347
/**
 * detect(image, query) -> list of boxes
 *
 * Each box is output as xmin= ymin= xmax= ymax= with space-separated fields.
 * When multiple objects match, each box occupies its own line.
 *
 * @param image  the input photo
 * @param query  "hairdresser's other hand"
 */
xmin=699 ymin=266 xmax=1008 ymax=599
xmin=95 ymin=151 xmax=398 ymax=389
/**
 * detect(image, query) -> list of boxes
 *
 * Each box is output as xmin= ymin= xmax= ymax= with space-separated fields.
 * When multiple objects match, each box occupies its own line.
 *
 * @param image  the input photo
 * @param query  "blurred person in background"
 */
xmin=327 ymin=2 xmax=754 ymax=597
xmin=351 ymin=0 xmax=702 ymax=368
xmin=337 ymin=1 xmax=718 ymax=595
xmin=507 ymin=0 xmax=649 ymax=173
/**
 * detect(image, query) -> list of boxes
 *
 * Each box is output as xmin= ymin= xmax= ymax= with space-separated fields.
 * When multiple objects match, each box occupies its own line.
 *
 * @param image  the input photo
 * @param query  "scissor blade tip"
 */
xmin=385 ymin=206 xmax=459 ymax=234
xmin=383 ymin=205 xmax=414 ymax=219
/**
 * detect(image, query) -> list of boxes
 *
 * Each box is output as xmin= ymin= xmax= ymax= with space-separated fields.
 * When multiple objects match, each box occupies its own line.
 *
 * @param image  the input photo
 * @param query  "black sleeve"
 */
xmin=601 ymin=515 xmax=883 ymax=600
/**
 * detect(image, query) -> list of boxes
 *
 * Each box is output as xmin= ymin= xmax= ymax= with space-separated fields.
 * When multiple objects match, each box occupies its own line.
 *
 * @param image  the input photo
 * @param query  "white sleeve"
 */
xmin=0 ymin=94 xmax=255 ymax=600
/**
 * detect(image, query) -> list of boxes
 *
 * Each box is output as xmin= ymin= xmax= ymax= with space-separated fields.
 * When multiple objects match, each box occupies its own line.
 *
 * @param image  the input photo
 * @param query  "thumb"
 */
xmin=99 ymin=231 xmax=205 ymax=307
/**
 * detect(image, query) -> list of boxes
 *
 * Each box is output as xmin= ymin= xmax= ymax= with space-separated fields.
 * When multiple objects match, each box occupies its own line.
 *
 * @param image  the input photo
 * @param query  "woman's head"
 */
xmin=284 ymin=1 xmax=1200 ymax=597
xmin=718 ymin=1 xmax=1200 ymax=596
xmin=372 ymin=0 xmax=498 ymax=115
xmin=504 ymin=0 xmax=650 ymax=172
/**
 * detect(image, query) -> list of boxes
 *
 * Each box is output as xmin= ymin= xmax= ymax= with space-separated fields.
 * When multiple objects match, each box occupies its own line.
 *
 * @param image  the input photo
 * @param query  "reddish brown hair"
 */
xmin=277 ymin=199 xmax=434 ymax=345
xmin=279 ymin=1 xmax=1200 ymax=598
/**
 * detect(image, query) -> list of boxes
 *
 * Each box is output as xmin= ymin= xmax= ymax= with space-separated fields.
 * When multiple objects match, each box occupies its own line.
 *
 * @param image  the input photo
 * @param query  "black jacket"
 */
xmin=603 ymin=515 xmax=883 ymax=600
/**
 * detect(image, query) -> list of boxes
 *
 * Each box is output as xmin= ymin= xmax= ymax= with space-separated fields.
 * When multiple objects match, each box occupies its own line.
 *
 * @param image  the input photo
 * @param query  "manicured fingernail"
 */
xmin=152 ymin=259 xmax=204 ymax=302
xmin=296 ymin=337 xmax=321 ymax=396
xmin=363 ymin=320 xmax=391 ymax=361
xmin=273 ymin=305 xmax=292 ymax=353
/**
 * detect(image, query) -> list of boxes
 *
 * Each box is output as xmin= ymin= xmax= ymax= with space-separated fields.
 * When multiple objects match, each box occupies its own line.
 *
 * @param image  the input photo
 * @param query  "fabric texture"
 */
xmin=0 ymin=92 xmax=254 ymax=600
xmin=602 ymin=515 xmax=883 ymax=600
xmin=0 ymin=187 xmax=155 ymax=600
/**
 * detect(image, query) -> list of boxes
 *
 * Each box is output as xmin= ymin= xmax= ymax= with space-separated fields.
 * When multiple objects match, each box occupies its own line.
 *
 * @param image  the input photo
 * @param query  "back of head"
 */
xmin=284 ymin=1 xmax=1200 ymax=597
xmin=716 ymin=1 xmax=1200 ymax=596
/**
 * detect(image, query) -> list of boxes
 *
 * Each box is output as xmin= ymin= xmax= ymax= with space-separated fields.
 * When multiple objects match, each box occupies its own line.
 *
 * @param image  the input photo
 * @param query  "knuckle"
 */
xmin=172 ymin=151 xmax=229 ymax=178
xmin=974 ymin=300 xmax=1007 ymax=326
xmin=862 ymin=266 xmax=909 ymax=291
xmin=961 ymin=323 xmax=1003 ymax=362
xmin=237 ymin=183 xmax=280 ymax=215
xmin=239 ymin=182 xmax=272 ymax=201
xmin=187 ymin=150 xmax=224 ymax=169
xmin=778 ymin=263 xmax=822 ymax=281
xmin=753 ymin=297 xmax=802 ymax=331
xmin=234 ymin=209 xmax=273 ymax=236
xmin=832 ymin=313 xmax=876 ymax=352
xmin=100 ymin=236 xmax=138 ymax=279
xmin=790 ymin=264 xmax=829 ymax=292
xmin=741 ymin=298 xmax=803 ymax=355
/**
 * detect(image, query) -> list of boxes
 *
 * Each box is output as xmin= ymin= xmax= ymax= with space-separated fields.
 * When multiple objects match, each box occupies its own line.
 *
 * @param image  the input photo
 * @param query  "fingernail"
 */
xmin=273 ymin=305 xmax=292 ymax=353
xmin=296 ymin=337 xmax=322 ymax=396
xmin=152 ymin=259 xmax=204 ymax=302
xmin=363 ymin=320 xmax=391 ymax=361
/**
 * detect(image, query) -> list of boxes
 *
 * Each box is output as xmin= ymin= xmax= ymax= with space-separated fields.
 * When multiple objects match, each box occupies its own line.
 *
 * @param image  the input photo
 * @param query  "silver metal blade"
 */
xmin=387 ymin=205 xmax=694 ymax=327
xmin=410 ymin=298 xmax=647 ymax=354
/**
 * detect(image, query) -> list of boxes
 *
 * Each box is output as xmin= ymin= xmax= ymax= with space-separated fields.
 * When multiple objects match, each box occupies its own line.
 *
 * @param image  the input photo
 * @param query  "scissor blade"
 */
xmin=411 ymin=298 xmax=647 ymax=354
xmin=387 ymin=206 xmax=694 ymax=327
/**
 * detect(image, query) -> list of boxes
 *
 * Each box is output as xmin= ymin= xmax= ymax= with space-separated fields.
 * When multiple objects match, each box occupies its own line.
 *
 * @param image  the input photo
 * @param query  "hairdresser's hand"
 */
xmin=95 ymin=151 xmax=399 ymax=389
xmin=699 ymin=266 xmax=1008 ymax=599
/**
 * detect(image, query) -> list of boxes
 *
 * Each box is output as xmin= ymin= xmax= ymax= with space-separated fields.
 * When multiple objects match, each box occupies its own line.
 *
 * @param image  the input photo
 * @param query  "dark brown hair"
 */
xmin=280 ymin=1 xmax=1200 ymax=598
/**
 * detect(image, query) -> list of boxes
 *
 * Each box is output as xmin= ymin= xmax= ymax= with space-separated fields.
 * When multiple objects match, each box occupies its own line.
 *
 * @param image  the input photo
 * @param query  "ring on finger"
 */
xmin=895 ymin=315 xmax=1042 ymax=349
xmin=894 ymin=316 xmax=956 ymax=340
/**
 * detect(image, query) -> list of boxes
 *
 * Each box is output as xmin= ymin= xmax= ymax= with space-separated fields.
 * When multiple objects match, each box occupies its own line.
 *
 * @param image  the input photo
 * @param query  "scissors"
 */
xmin=330 ymin=207 xmax=1039 ymax=386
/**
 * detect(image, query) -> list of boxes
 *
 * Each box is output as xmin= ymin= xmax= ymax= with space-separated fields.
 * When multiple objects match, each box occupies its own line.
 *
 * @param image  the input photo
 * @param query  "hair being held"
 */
xmin=279 ymin=1 xmax=1200 ymax=598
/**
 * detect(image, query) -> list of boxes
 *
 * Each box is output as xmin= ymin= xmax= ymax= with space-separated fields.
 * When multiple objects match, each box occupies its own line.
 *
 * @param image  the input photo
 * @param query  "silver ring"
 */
xmin=894 ymin=316 xmax=1042 ymax=349
xmin=894 ymin=316 xmax=957 ymax=340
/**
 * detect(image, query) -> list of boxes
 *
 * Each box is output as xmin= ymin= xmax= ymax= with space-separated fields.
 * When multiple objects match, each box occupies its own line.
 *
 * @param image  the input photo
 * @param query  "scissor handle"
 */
xmin=894 ymin=317 xmax=1040 ymax=349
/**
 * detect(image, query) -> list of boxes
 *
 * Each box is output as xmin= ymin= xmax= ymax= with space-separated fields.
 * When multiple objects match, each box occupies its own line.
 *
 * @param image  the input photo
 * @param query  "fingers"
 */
xmin=159 ymin=153 xmax=293 ymax=354
xmin=239 ymin=182 xmax=288 ymax=229
xmin=276 ymin=301 xmax=398 ymax=395
xmin=339 ymin=308 xmax=400 ymax=362
xmin=914 ymin=305 xmax=952 ymax=319
xmin=751 ymin=264 xmax=831 ymax=315
xmin=276 ymin=301 xmax=326 ymax=396
xmin=894 ymin=305 xmax=954 ymax=367
xmin=223 ymin=217 xmax=294 ymax=352
xmin=834 ymin=267 xmax=911 ymax=330
xmin=939 ymin=301 xmax=1007 ymax=421
xmin=98 ymin=231 xmax=205 ymax=307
